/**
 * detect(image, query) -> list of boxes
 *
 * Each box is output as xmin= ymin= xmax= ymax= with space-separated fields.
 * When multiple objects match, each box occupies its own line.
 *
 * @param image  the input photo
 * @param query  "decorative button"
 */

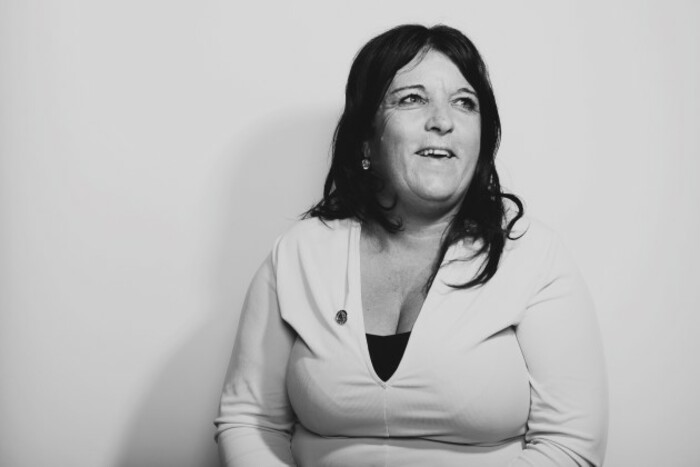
xmin=335 ymin=310 xmax=348 ymax=325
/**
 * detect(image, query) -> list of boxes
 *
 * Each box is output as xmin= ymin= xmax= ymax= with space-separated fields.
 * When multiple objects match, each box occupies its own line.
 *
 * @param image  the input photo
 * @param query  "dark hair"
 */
xmin=305 ymin=24 xmax=523 ymax=290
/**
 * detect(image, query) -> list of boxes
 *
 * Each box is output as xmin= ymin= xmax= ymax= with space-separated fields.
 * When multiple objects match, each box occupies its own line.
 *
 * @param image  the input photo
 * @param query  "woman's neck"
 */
xmin=363 ymin=206 xmax=456 ymax=254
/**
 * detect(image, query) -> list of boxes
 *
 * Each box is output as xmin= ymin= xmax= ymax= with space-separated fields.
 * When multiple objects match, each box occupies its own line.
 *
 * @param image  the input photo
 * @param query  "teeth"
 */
xmin=419 ymin=148 xmax=452 ymax=158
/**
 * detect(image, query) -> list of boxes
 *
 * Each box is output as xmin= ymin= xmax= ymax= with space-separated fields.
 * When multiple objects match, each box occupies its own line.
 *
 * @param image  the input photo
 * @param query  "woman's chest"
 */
xmin=285 ymin=320 xmax=530 ymax=444
xmin=360 ymin=247 xmax=436 ymax=335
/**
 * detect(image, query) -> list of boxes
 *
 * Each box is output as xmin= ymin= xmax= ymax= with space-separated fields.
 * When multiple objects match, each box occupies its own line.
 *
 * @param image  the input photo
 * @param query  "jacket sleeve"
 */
xmin=214 ymin=250 xmax=297 ymax=467
xmin=510 ymin=237 xmax=608 ymax=467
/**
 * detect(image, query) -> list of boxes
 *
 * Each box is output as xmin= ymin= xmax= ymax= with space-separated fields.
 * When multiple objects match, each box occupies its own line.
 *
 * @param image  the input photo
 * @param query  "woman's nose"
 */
xmin=425 ymin=102 xmax=454 ymax=134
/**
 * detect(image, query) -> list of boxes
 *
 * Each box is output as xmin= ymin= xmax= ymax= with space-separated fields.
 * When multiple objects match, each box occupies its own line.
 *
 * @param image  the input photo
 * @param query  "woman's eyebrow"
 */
xmin=389 ymin=85 xmax=425 ymax=95
xmin=389 ymin=85 xmax=478 ymax=97
xmin=455 ymin=87 xmax=477 ymax=97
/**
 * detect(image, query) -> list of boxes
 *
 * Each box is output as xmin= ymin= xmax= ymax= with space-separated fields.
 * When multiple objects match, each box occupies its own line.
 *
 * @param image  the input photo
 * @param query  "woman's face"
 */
xmin=369 ymin=49 xmax=481 ymax=217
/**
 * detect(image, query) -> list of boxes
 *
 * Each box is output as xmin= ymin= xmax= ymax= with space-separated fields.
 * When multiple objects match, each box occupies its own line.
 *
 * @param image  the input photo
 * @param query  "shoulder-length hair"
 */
xmin=305 ymin=24 xmax=523 ymax=290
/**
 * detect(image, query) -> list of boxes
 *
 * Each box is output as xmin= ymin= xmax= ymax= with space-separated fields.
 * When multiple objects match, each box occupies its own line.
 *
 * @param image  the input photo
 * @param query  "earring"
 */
xmin=361 ymin=157 xmax=371 ymax=170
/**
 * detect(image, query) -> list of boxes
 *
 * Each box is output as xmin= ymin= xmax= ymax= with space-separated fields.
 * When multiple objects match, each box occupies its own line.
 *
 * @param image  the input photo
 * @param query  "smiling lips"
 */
xmin=416 ymin=148 xmax=456 ymax=159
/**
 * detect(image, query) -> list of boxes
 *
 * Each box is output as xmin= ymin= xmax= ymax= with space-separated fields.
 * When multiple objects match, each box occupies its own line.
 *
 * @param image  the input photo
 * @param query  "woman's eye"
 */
xmin=399 ymin=94 xmax=425 ymax=105
xmin=455 ymin=97 xmax=478 ymax=111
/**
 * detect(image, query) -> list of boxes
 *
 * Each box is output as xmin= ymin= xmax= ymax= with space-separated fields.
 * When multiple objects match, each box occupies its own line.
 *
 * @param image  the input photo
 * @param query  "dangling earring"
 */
xmin=362 ymin=142 xmax=371 ymax=170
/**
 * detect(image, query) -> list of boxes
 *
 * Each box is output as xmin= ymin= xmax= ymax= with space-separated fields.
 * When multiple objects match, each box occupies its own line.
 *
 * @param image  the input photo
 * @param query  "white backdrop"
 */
xmin=1 ymin=1 xmax=699 ymax=466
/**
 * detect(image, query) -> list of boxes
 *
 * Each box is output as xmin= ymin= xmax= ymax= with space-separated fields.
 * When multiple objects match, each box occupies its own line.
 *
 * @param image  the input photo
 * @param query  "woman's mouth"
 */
xmin=416 ymin=148 xmax=455 ymax=159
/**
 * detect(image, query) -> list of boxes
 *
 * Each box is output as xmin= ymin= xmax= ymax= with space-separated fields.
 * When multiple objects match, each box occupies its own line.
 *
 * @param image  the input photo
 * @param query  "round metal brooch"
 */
xmin=335 ymin=309 xmax=348 ymax=325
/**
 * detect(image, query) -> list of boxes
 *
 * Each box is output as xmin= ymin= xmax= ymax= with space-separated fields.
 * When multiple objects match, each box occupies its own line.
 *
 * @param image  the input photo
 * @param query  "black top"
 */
xmin=365 ymin=332 xmax=411 ymax=381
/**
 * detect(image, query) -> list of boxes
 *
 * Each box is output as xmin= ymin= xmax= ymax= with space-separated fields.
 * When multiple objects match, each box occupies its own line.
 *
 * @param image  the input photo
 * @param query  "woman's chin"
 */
xmin=412 ymin=184 xmax=463 ymax=204
xmin=410 ymin=190 xmax=463 ymax=213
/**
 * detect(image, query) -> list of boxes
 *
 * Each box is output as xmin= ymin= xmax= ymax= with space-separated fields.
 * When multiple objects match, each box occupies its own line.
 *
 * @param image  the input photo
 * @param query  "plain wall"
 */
xmin=1 ymin=1 xmax=698 ymax=466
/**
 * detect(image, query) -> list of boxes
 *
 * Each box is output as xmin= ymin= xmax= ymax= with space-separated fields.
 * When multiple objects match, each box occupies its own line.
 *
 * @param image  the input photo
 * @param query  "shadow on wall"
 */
xmin=113 ymin=108 xmax=338 ymax=467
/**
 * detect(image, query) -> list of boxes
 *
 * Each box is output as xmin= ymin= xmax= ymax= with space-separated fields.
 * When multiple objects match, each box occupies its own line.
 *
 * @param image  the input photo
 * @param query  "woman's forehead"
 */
xmin=390 ymin=49 xmax=473 ymax=91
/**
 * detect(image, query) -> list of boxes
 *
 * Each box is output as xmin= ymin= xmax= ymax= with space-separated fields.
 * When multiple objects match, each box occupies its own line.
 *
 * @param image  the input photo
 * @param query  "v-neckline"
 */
xmin=350 ymin=219 xmax=442 ymax=386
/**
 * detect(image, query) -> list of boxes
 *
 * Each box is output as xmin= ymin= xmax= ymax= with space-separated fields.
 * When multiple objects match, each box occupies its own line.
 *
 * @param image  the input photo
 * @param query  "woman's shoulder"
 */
xmin=502 ymin=214 xmax=567 ymax=264
xmin=278 ymin=216 xmax=354 ymax=242
xmin=510 ymin=215 xmax=559 ymax=245
xmin=273 ymin=216 xmax=356 ymax=257
xmin=501 ymin=214 xmax=585 ymax=285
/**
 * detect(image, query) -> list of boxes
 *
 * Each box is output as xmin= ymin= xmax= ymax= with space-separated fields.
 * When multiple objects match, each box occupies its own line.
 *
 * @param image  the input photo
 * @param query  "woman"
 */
xmin=215 ymin=24 xmax=608 ymax=466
